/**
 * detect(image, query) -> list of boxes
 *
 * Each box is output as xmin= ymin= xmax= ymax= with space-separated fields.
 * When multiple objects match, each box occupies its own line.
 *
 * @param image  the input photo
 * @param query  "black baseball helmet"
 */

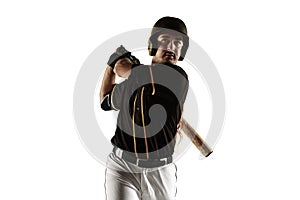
xmin=148 ymin=16 xmax=189 ymax=61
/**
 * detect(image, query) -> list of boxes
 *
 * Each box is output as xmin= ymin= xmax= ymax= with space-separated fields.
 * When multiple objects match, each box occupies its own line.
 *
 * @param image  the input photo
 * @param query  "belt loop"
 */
xmin=114 ymin=147 xmax=123 ymax=158
xmin=160 ymin=157 xmax=168 ymax=164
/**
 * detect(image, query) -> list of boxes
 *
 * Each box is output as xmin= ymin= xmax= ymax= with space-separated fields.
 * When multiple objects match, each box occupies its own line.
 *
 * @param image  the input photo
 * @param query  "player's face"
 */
xmin=152 ymin=31 xmax=183 ymax=65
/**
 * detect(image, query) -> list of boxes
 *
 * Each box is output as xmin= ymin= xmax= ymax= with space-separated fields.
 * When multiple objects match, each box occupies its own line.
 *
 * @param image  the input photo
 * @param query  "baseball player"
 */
xmin=100 ymin=16 xmax=190 ymax=200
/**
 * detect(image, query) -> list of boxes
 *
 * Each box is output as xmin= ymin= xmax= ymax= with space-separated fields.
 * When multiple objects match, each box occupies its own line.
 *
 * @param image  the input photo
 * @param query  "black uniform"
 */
xmin=101 ymin=63 xmax=189 ymax=159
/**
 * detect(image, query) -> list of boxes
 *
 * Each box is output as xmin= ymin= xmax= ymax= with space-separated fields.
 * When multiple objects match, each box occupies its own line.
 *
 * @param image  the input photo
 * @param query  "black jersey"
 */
xmin=101 ymin=63 xmax=189 ymax=159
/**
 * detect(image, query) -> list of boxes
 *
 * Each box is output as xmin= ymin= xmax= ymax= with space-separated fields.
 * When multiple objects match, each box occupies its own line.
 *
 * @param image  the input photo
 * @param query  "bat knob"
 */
xmin=205 ymin=151 xmax=213 ymax=157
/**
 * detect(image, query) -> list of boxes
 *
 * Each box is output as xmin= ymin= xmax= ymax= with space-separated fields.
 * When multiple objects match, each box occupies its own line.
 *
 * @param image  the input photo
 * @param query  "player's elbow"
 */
xmin=100 ymin=95 xmax=112 ymax=111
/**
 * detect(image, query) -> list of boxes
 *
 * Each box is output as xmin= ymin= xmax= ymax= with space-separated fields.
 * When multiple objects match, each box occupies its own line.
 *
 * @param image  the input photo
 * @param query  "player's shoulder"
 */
xmin=154 ymin=63 xmax=188 ymax=80
xmin=172 ymin=64 xmax=188 ymax=80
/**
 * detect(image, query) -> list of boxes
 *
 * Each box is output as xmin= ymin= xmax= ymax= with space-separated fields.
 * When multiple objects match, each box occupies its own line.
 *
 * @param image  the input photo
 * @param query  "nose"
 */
xmin=167 ymin=40 xmax=175 ymax=51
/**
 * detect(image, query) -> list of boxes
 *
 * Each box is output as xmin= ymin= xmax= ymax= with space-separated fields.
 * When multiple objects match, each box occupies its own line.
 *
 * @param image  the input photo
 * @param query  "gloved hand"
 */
xmin=127 ymin=54 xmax=140 ymax=65
xmin=107 ymin=45 xmax=140 ymax=68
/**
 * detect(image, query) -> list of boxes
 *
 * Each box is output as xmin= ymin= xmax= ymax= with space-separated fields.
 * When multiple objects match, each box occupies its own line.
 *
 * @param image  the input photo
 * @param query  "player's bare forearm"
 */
xmin=100 ymin=66 xmax=116 ymax=102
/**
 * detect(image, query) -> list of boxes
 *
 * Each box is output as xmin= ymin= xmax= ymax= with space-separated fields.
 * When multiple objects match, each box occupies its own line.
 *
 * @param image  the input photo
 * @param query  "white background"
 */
xmin=1 ymin=0 xmax=299 ymax=199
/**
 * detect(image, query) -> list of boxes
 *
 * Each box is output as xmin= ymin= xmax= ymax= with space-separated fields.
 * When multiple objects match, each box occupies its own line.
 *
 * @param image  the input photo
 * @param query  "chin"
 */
xmin=153 ymin=57 xmax=177 ymax=65
xmin=164 ymin=60 xmax=176 ymax=65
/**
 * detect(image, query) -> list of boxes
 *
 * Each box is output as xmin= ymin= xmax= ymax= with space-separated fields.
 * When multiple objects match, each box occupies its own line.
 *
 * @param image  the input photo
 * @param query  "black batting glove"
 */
xmin=107 ymin=46 xmax=130 ymax=68
xmin=107 ymin=45 xmax=140 ymax=68
xmin=128 ymin=54 xmax=140 ymax=65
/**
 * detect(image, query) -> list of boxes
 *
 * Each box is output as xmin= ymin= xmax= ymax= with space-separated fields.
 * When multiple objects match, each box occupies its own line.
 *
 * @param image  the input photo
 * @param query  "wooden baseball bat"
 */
xmin=181 ymin=118 xmax=213 ymax=157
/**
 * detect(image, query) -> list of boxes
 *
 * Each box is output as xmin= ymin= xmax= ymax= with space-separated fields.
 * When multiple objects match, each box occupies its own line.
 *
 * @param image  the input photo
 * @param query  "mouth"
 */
xmin=163 ymin=51 xmax=176 ymax=60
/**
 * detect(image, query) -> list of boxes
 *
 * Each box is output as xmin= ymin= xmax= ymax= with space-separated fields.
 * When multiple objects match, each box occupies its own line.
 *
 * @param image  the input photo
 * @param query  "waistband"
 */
xmin=113 ymin=146 xmax=172 ymax=168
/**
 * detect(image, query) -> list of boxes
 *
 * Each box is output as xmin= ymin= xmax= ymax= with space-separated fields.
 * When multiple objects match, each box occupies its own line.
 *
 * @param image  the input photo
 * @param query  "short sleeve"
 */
xmin=105 ymin=80 xmax=128 ymax=111
xmin=100 ymin=84 xmax=116 ymax=111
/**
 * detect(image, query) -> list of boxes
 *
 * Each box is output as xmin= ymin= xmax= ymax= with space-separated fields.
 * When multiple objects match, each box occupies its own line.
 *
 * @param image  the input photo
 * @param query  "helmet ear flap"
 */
xmin=180 ymin=36 xmax=189 ymax=61
xmin=148 ymin=36 xmax=157 ymax=56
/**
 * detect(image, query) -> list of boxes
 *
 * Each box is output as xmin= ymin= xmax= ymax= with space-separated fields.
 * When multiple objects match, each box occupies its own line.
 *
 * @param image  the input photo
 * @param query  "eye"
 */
xmin=174 ymin=40 xmax=183 ymax=48
xmin=160 ymin=38 xmax=170 ymax=45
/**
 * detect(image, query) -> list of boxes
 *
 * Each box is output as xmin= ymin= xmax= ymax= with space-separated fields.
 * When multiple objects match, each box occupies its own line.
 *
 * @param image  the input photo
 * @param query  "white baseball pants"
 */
xmin=105 ymin=151 xmax=177 ymax=200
